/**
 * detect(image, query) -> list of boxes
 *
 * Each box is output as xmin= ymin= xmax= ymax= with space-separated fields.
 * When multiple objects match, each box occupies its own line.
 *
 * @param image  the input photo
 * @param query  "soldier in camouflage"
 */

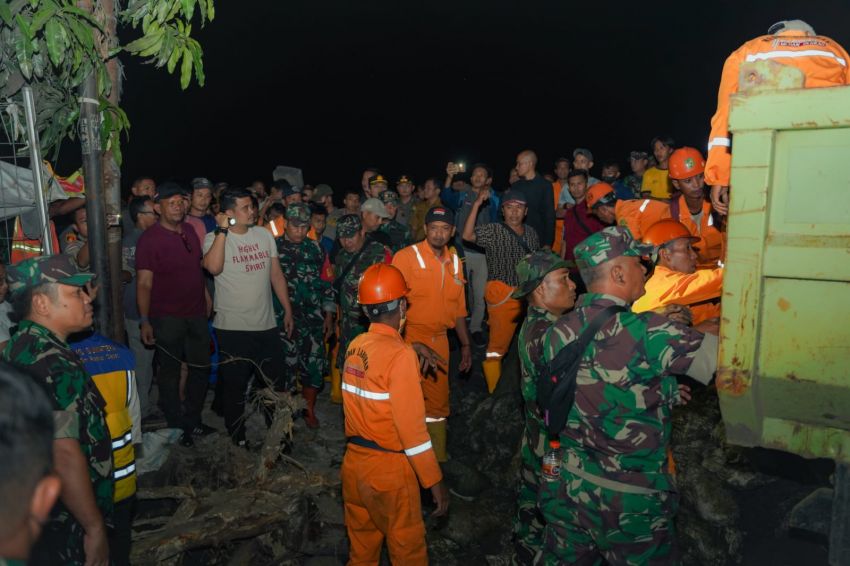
xmin=275 ymin=203 xmax=336 ymax=427
xmin=512 ymin=251 xmax=577 ymax=565
xmin=378 ymin=190 xmax=412 ymax=252
xmin=2 ymin=254 xmax=113 ymax=566
xmin=537 ymin=226 xmax=719 ymax=565
xmin=333 ymin=214 xmax=392 ymax=372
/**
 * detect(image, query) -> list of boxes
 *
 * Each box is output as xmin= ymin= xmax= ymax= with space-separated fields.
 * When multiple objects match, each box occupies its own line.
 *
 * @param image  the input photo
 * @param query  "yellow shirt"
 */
xmin=641 ymin=167 xmax=673 ymax=199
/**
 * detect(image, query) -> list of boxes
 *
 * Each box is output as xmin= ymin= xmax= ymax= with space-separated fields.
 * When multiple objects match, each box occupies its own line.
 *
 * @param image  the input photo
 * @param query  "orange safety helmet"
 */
xmin=641 ymin=219 xmax=700 ymax=247
xmin=585 ymin=182 xmax=616 ymax=208
xmin=668 ymin=147 xmax=706 ymax=180
xmin=357 ymin=263 xmax=409 ymax=306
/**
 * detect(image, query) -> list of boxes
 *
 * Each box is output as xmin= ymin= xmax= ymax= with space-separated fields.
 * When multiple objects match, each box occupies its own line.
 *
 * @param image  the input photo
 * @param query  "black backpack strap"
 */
xmin=333 ymin=246 xmax=367 ymax=294
xmin=544 ymin=304 xmax=628 ymax=438
xmin=572 ymin=205 xmax=592 ymax=236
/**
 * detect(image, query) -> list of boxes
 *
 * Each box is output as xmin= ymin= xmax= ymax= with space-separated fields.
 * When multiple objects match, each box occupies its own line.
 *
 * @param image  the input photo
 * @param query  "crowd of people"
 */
xmin=0 ymin=17 xmax=848 ymax=566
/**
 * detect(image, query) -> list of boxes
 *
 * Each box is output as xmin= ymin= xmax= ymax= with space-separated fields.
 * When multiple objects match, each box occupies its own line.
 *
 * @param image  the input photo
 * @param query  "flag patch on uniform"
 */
xmin=345 ymin=366 xmax=365 ymax=378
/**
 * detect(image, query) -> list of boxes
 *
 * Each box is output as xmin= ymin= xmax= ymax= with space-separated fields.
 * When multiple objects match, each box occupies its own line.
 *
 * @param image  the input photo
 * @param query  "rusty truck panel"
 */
xmin=718 ymin=84 xmax=850 ymax=464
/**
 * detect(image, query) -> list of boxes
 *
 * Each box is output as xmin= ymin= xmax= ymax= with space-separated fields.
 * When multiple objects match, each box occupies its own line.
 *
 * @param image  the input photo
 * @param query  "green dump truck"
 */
xmin=718 ymin=76 xmax=850 ymax=565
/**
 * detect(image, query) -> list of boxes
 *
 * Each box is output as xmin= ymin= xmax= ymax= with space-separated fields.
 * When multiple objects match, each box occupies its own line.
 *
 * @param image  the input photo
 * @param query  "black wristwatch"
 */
xmin=215 ymin=227 xmax=228 ymax=236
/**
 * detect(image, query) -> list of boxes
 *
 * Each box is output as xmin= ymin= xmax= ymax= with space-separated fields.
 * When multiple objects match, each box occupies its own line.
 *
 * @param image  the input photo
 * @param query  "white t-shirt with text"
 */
xmin=203 ymin=226 xmax=277 ymax=331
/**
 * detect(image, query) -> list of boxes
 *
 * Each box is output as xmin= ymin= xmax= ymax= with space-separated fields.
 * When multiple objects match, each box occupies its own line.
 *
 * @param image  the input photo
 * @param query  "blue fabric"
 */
xmin=71 ymin=333 xmax=135 ymax=375
xmin=441 ymin=186 xmax=464 ymax=212
xmin=612 ymin=180 xmax=633 ymax=201
xmin=319 ymin=235 xmax=334 ymax=256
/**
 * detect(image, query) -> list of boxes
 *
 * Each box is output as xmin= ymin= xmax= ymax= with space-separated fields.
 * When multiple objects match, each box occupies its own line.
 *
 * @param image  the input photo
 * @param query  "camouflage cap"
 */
xmin=573 ymin=226 xmax=653 ymax=269
xmin=379 ymin=190 xmax=400 ymax=205
xmin=7 ymin=254 xmax=95 ymax=299
xmin=512 ymin=251 xmax=571 ymax=298
xmin=285 ymin=202 xmax=311 ymax=227
xmin=336 ymin=214 xmax=362 ymax=238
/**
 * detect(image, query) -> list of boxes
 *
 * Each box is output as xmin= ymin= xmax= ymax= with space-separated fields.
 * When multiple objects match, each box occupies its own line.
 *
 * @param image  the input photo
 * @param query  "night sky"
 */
xmin=117 ymin=0 xmax=850 ymax=196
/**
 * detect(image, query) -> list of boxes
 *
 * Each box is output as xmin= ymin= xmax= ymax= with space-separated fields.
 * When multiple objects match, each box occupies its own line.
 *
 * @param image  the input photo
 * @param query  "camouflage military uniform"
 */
xmin=378 ymin=190 xmax=413 ymax=253
xmin=4 ymin=320 xmax=114 ymax=565
xmin=511 ymin=251 xmax=571 ymax=564
xmin=515 ymin=305 xmax=557 ymax=564
xmin=276 ymin=233 xmax=335 ymax=389
xmin=537 ymin=227 xmax=718 ymax=565
xmin=378 ymin=219 xmax=412 ymax=253
xmin=333 ymin=215 xmax=392 ymax=370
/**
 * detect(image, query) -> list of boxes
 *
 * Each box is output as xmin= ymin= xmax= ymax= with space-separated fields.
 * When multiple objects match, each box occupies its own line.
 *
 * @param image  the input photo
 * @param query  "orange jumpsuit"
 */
xmin=706 ymin=30 xmax=850 ymax=187
xmin=671 ymin=195 xmax=724 ymax=268
xmin=632 ymin=265 xmax=723 ymax=325
xmin=485 ymin=280 xmax=523 ymax=359
xmin=614 ymin=198 xmax=671 ymax=240
xmin=392 ymin=243 xmax=466 ymax=419
xmin=341 ymin=323 xmax=442 ymax=565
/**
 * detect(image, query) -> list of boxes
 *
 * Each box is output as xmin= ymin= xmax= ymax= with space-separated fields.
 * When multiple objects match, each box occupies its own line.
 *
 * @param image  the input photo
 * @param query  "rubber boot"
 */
xmin=482 ymin=358 xmax=502 ymax=394
xmin=426 ymin=420 xmax=448 ymax=463
xmin=330 ymin=353 xmax=343 ymax=404
xmin=302 ymin=386 xmax=320 ymax=428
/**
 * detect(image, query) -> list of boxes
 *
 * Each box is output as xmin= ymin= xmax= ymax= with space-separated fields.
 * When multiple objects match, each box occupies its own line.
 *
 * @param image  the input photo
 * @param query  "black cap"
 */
xmin=425 ymin=206 xmax=455 ymax=226
xmin=154 ymin=181 xmax=188 ymax=202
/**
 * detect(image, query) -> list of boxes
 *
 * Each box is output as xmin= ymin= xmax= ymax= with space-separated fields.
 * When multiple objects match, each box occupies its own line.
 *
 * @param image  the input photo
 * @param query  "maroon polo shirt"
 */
xmin=135 ymin=222 xmax=206 ymax=318
xmin=562 ymin=200 xmax=607 ymax=263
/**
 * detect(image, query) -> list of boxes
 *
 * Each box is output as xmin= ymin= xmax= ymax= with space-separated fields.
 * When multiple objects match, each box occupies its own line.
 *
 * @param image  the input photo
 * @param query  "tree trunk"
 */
xmin=100 ymin=0 xmax=125 ymax=343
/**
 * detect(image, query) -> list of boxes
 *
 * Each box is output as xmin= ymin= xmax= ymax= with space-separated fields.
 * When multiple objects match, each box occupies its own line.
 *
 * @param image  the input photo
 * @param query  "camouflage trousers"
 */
xmin=337 ymin=313 xmax=368 ymax=371
xmin=538 ymin=471 xmax=679 ymax=565
xmin=513 ymin=411 xmax=547 ymax=565
xmin=282 ymin=312 xmax=328 ymax=389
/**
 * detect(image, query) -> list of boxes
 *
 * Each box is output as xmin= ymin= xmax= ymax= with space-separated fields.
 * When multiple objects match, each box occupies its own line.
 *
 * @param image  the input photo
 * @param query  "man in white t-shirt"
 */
xmin=203 ymin=188 xmax=295 ymax=447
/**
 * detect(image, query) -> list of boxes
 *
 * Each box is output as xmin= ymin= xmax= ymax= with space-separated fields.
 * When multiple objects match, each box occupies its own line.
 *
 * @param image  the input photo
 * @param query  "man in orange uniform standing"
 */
xmin=706 ymin=19 xmax=850 ymax=215
xmin=633 ymin=219 xmax=723 ymax=326
xmin=341 ymin=264 xmax=449 ymax=565
xmin=667 ymin=148 xmax=724 ymax=268
xmin=393 ymin=206 xmax=472 ymax=462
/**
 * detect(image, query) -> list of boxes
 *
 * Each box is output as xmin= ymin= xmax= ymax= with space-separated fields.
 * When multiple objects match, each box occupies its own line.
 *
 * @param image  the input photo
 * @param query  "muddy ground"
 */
xmin=135 ymin=345 xmax=835 ymax=565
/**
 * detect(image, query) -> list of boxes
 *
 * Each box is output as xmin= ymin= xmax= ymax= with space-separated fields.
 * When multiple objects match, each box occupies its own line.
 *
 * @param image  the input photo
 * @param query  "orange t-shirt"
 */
xmin=614 ymin=199 xmax=671 ymax=240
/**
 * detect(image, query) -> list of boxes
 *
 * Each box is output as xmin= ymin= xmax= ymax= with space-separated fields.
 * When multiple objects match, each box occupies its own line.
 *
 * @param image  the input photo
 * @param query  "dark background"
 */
xmin=115 ymin=0 xmax=850 ymax=196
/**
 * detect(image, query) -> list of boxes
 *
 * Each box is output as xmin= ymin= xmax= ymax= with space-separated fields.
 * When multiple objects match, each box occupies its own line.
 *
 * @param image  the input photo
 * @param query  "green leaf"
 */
xmin=189 ymin=40 xmax=204 ymax=86
xmin=44 ymin=18 xmax=64 ymax=67
xmin=15 ymin=13 xmax=32 ymax=42
xmin=14 ymin=29 xmax=34 ymax=79
xmin=166 ymin=39 xmax=181 ymax=73
xmin=31 ymin=3 xmax=58 ymax=33
xmin=179 ymin=45 xmax=191 ymax=89
xmin=62 ymin=5 xmax=103 ymax=32
xmin=180 ymin=0 xmax=194 ymax=21
xmin=67 ymin=17 xmax=94 ymax=50
xmin=207 ymin=0 xmax=214 ymax=21
xmin=0 ymin=2 xmax=13 ymax=26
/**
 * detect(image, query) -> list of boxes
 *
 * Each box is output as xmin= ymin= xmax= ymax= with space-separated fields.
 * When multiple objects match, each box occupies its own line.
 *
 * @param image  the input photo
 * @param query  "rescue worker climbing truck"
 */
xmin=705 ymin=18 xmax=850 ymax=215
xmin=340 ymin=263 xmax=448 ymax=565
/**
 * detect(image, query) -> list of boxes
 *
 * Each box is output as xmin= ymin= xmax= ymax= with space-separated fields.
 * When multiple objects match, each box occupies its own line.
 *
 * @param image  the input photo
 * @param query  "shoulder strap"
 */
xmin=572 ymin=205 xmax=592 ymax=235
xmin=500 ymin=222 xmax=532 ymax=254
xmin=333 ymin=246 xmax=367 ymax=292
xmin=549 ymin=304 xmax=627 ymax=375
xmin=670 ymin=195 xmax=680 ymax=221
xmin=543 ymin=304 xmax=628 ymax=439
